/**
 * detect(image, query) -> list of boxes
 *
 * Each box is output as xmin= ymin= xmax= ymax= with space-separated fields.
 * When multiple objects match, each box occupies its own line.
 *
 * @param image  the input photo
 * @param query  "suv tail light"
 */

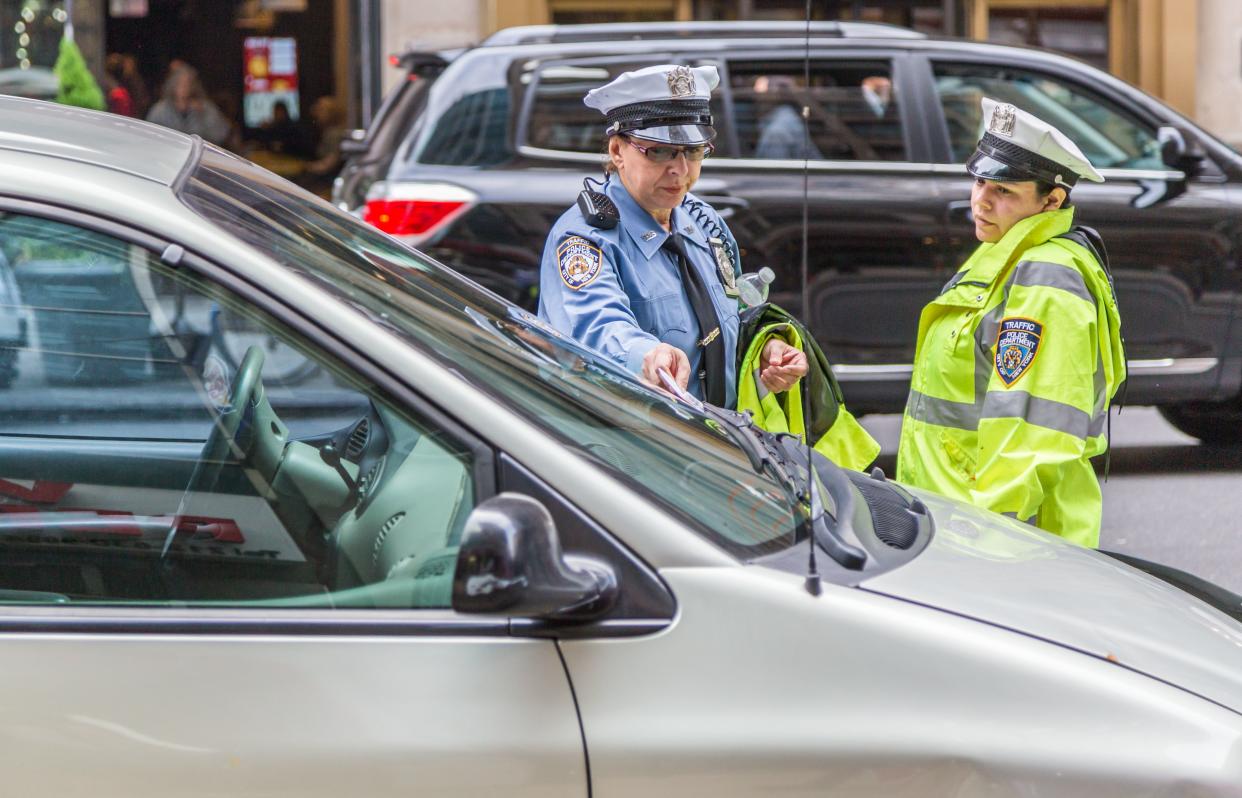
xmin=363 ymin=182 xmax=476 ymax=245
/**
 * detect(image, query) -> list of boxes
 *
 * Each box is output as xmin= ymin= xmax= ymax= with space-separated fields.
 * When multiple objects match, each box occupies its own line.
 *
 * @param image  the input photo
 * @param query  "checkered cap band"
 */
xmin=605 ymin=98 xmax=712 ymax=135
xmin=975 ymin=133 xmax=1079 ymax=187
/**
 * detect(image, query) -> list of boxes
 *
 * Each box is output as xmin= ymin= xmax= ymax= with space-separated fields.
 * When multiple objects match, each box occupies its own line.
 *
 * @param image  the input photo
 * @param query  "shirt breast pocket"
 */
xmin=631 ymin=291 xmax=691 ymax=336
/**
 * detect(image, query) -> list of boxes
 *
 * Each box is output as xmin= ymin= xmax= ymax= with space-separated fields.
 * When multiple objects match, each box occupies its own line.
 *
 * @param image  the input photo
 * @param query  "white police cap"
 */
xmin=584 ymin=64 xmax=719 ymax=145
xmin=967 ymin=97 xmax=1104 ymax=188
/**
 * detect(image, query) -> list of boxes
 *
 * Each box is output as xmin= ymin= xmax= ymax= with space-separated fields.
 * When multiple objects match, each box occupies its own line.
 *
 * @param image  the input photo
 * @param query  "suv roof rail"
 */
xmin=480 ymin=20 xmax=926 ymax=47
xmin=387 ymin=49 xmax=458 ymax=71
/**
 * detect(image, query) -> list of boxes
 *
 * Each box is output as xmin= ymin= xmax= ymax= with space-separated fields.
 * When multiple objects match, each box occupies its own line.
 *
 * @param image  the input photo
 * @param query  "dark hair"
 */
xmin=1035 ymin=180 xmax=1073 ymax=208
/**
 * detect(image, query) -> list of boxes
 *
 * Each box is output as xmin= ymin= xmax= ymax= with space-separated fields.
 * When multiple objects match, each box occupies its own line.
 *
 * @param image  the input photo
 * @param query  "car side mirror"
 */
xmin=1157 ymin=125 xmax=1204 ymax=174
xmin=452 ymin=493 xmax=618 ymax=620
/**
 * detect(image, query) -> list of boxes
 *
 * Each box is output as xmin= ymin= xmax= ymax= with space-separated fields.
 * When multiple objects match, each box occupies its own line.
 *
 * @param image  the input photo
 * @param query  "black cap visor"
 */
xmin=624 ymin=123 xmax=716 ymax=146
xmin=966 ymin=151 xmax=1049 ymax=184
xmin=967 ymin=134 xmax=1079 ymax=188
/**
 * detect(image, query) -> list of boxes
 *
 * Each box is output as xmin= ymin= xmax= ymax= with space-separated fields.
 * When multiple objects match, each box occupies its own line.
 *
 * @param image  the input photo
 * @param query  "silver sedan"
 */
xmin=0 ymin=97 xmax=1238 ymax=796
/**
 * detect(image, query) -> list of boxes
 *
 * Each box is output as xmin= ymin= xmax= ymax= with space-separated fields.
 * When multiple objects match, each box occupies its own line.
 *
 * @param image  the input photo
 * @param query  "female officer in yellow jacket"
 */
xmin=896 ymin=98 xmax=1126 ymax=547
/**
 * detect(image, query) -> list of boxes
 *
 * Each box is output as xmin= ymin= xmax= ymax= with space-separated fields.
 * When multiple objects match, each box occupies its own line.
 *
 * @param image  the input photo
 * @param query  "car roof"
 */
xmin=481 ymin=20 xmax=926 ymax=46
xmin=460 ymin=24 xmax=1101 ymax=73
xmin=0 ymin=96 xmax=194 ymax=185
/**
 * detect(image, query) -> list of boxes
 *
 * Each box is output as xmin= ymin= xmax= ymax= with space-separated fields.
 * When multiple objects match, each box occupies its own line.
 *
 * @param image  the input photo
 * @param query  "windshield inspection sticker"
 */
xmin=557 ymin=236 xmax=603 ymax=291
xmin=995 ymin=317 xmax=1043 ymax=386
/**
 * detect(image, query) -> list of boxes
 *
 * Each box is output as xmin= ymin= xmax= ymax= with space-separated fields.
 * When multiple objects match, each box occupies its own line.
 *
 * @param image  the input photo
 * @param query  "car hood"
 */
xmin=861 ymin=488 xmax=1242 ymax=715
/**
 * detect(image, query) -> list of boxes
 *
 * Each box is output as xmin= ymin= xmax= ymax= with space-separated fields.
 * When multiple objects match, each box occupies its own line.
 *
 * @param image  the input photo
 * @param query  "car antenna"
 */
xmin=800 ymin=0 xmax=821 ymax=598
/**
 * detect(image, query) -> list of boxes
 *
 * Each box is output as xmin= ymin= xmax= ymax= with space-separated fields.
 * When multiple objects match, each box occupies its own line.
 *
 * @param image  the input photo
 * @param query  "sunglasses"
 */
xmin=625 ymin=137 xmax=714 ymax=163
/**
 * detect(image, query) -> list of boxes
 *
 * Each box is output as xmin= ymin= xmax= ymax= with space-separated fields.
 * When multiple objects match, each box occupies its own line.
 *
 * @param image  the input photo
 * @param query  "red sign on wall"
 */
xmin=243 ymin=36 xmax=300 ymax=127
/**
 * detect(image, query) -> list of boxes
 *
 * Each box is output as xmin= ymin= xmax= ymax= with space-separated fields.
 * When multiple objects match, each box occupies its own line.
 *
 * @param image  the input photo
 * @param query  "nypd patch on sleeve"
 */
xmin=557 ymin=235 xmax=603 ymax=291
xmin=995 ymin=317 xmax=1043 ymax=386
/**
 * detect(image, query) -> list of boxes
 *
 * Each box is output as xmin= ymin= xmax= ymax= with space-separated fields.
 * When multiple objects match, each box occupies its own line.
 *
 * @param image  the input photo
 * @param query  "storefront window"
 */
xmin=691 ymin=0 xmax=959 ymax=35
xmin=988 ymin=6 xmax=1109 ymax=72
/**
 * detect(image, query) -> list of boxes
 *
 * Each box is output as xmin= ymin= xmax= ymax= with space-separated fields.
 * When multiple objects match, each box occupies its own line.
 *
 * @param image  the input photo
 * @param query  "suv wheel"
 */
xmin=1159 ymin=400 xmax=1242 ymax=445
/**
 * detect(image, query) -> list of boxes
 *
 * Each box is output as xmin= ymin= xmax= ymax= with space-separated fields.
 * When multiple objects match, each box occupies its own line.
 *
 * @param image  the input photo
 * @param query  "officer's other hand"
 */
xmin=760 ymin=340 xmax=808 ymax=393
xmin=642 ymin=343 xmax=691 ymax=393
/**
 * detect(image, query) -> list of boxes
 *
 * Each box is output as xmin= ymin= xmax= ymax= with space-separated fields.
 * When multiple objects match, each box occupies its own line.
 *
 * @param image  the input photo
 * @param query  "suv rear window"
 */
xmin=396 ymin=51 xmax=515 ymax=168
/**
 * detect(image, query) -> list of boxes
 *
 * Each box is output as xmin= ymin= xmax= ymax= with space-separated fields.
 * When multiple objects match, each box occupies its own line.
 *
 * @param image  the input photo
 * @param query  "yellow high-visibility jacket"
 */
xmin=896 ymin=208 xmax=1125 ymax=547
xmin=737 ymin=320 xmax=880 ymax=472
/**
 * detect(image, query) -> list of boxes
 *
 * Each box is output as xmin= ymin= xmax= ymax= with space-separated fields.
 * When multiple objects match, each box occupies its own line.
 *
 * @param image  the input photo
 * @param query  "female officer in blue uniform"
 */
xmin=538 ymin=64 xmax=806 ymax=407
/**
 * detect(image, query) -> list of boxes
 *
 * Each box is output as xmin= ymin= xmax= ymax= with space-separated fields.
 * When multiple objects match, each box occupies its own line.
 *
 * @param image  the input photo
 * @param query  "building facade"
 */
xmin=6 ymin=1 xmax=1237 ymax=146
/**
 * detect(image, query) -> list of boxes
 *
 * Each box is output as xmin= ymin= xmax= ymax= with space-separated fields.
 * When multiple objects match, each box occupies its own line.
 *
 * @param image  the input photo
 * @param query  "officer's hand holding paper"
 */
xmin=643 ymin=343 xmax=691 ymax=392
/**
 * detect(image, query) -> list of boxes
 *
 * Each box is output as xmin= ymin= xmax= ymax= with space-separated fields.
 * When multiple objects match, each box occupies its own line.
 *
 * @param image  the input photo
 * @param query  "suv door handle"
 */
xmin=946 ymin=200 xmax=974 ymax=223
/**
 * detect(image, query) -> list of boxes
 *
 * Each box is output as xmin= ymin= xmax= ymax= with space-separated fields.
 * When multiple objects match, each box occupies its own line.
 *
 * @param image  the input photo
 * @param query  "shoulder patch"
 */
xmin=557 ymin=235 xmax=603 ymax=291
xmin=995 ymin=317 xmax=1043 ymax=386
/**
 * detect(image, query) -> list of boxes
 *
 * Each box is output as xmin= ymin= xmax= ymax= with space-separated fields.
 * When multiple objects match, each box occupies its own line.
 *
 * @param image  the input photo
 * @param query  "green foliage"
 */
xmin=53 ymin=36 xmax=104 ymax=111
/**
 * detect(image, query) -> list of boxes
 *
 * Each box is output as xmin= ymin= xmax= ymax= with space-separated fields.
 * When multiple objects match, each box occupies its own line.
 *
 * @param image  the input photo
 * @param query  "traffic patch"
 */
xmin=995 ymin=317 xmax=1043 ymax=386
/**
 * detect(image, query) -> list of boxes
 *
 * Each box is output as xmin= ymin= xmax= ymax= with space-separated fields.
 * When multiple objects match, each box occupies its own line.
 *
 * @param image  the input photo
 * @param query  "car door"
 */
xmin=924 ymin=56 xmax=1242 ymax=407
xmin=704 ymin=50 xmax=947 ymax=411
xmin=0 ymin=206 xmax=587 ymax=797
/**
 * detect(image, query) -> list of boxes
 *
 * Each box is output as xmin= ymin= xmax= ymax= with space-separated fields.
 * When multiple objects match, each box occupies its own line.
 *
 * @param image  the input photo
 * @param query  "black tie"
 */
xmin=661 ymin=232 xmax=727 ymax=407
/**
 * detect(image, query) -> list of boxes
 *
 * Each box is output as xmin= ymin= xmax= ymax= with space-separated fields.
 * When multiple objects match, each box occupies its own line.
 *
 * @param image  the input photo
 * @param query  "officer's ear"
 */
xmin=607 ymin=135 xmax=625 ymax=171
xmin=1042 ymin=186 xmax=1067 ymax=211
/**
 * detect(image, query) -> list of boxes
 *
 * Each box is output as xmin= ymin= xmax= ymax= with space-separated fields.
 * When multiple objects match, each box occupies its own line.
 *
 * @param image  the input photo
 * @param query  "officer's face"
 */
xmin=971 ymin=178 xmax=1065 ymax=243
xmin=610 ymin=136 xmax=702 ymax=220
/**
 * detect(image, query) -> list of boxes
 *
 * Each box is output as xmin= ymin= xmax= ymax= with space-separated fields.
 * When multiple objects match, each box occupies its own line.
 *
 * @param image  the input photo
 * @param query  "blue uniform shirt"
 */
xmin=538 ymin=178 xmax=741 ymax=407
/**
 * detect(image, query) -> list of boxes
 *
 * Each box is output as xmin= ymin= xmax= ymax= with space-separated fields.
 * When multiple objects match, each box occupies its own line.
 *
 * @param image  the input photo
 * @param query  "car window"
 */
xmin=398 ymin=51 xmax=514 ymax=168
xmin=0 ymin=212 xmax=478 ymax=609
xmin=728 ymin=59 xmax=905 ymax=161
xmin=933 ymin=62 xmax=1164 ymax=170
xmin=184 ymin=148 xmax=799 ymax=561
xmin=524 ymin=58 xmax=726 ymax=155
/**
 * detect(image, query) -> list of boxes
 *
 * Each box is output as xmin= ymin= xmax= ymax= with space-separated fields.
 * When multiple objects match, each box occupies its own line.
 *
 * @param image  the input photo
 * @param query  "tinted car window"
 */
xmin=934 ymin=62 xmax=1164 ymax=170
xmin=414 ymin=87 xmax=509 ymax=166
xmin=395 ymin=51 xmax=515 ymax=169
xmin=729 ymin=59 xmax=905 ymax=161
xmin=0 ymin=213 xmax=476 ymax=608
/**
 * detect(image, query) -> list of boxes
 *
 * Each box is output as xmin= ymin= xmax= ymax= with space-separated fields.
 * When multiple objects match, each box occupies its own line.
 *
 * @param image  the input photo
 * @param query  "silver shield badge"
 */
xmin=666 ymin=65 xmax=695 ymax=98
xmin=989 ymin=103 xmax=1017 ymax=137
xmin=710 ymin=238 xmax=737 ymax=293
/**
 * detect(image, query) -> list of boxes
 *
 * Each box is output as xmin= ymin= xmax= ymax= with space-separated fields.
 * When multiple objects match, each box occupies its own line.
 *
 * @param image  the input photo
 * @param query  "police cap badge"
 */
xmin=988 ymin=103 xmax=1017 ymax=137
xmin=666 ymin=65 xmax=695 ymax=98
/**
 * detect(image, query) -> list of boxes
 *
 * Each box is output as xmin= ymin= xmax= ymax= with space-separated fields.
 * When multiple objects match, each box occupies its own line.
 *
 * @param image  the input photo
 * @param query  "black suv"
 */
xmin=335 ymin=21 xmax=1242 ymax=443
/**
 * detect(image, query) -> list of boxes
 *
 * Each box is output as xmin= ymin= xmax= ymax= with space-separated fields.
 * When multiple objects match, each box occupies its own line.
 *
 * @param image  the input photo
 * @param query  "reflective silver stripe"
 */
xmin=1011 ymin=260 xmax=1093 ymax=303
xmin=908 ymin=386 xmax=1106 ymax=439
xmin=1088 ymin=407 xmax=1107 ymax=438
xmin=1093 ymin=352 xmax=1107 ymax=417
xmin=906 ymin=390 xmax=980 ymax=431
xmin=981 ymin=390 xmax=1105 ymax=439
xmin=974 ymin=300 xmax=1007 ymax=401
xmin=753 ymin=367 xmax=770 ymax=401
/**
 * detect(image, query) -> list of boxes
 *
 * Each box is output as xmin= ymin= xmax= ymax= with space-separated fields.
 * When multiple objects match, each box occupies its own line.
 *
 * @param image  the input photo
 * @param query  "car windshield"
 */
xmin=181 ymin=148 xmax=798 ymax=559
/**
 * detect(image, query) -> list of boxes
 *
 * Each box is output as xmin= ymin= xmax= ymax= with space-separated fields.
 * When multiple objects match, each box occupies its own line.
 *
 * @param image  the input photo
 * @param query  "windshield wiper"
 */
xmin=668 ymin=381 xmax=865 ymax=571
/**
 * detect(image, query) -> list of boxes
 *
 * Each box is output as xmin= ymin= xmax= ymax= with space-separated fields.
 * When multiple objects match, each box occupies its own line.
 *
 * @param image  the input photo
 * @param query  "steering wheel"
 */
xmin=187 ymin=344 xmax=266 ymax=496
